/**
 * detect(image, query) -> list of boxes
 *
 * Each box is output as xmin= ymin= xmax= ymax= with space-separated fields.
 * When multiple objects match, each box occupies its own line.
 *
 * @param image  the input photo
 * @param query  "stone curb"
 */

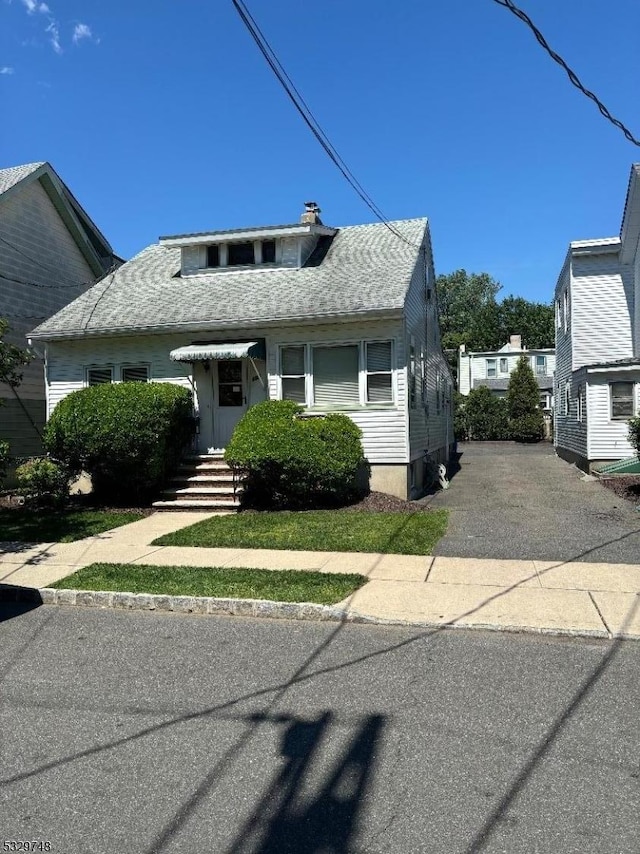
xmin=1 ymin=585 xmax=639 ymax=640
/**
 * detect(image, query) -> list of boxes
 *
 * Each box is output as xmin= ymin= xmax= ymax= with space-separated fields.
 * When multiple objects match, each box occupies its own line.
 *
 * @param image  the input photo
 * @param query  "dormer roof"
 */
xmin=159 ymin=222 xmax=336 ymax=247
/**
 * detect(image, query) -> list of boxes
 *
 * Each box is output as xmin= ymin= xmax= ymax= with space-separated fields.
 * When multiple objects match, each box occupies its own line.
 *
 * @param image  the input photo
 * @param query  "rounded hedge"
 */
xmin=44 ymin=382 xmax=194 ymax=503
xmin=15 ymin=457 xmax=69 ymax=505
xmin=225 ymin=400 xmax=369 ymax=509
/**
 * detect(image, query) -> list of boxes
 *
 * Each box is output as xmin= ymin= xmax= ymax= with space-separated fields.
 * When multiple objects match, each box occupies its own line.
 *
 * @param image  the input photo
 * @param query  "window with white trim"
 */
xmin=280 ymin=346 xmax=306 ymax=404
xmin=577 ymin=384 xmax=584 ymax=422
xmin=563 ymin=381 xmax=570 ymax=416
xmin=278 ymin=341 xmax=395 ymax=407
xmin=121 ymin=365 xmax=150 ymax=383
xmin=409 ymin=337 xmax=417 ymax=408
xmin=556 ymin=298 xmax=561 ymax=329
xmin=86 ymin=366 xmax=113 ymax=386
xmin=610 ymin=382 xmax=634 ymax=420
xmin=535 ymin=355 xmax=547 ymax=376
xmin=499 ymin=357 xmax=508 ymax=373
xmin=365 ymin=341 xmax=393 ymax=403
xmin=313 ymin=345 xmax=360 ymax=406
xmin=486 ymin=358 xmax=497 ymax=378
xmin=563 ymin=290 xmax=569 ymax=333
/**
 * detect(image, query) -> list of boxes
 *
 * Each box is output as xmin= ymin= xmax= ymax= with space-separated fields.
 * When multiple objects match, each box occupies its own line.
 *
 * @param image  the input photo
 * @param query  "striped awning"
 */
xmin=169 ymin=340 xmax=265 ymax=362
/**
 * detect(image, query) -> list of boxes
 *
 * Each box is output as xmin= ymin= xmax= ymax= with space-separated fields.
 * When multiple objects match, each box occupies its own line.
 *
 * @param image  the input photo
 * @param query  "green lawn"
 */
xmin=0 ymin=509 xmax=145 ymax=543
xmin=51 ymin=563 xmax=367 ymax=605
xmin=152 ymin=509 xmax=449 ymax=555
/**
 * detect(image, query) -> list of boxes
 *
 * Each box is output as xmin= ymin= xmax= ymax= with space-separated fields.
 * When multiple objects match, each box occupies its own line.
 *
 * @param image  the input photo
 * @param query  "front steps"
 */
xmin=152 ymin=453 xmax=242 ymax=511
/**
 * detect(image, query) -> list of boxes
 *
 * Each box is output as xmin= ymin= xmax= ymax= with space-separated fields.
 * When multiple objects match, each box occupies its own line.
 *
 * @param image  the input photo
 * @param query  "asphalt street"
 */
xmin=0 ymin=604 xmax=638 ymax=853
xmin=428 ymin=442 xmax=640 ymax=563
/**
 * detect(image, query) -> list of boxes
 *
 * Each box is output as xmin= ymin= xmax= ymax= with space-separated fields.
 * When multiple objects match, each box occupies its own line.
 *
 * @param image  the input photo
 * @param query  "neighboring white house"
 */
xmin=29 ymin=204 xmax=454 ymax=499
xmin=0 ymin=162 xmax=116 ymax=463
xmin=554 ymin=164 xmax=640 ymax=471
xmin=458 ymin=335 xmax=555 ymax=412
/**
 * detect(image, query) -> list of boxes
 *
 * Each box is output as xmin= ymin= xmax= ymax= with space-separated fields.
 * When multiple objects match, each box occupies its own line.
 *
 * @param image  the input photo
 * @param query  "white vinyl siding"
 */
xmin=313 ymin=345 xmax=359 ymax=406
xmin=586 ymin=374 xmax=640 ymax=460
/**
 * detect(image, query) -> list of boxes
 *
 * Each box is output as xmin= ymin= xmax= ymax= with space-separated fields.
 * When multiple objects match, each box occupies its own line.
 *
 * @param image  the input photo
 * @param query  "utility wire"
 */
xmin=231 ymin=0 xmax=420 ymax=249
xmin=0 ymin=234 xmax=97 ymax=287
xmin=492 ymin=0 xmax=640 ymax=147
xmin=0 ymin=271 xmax=94 ymax=290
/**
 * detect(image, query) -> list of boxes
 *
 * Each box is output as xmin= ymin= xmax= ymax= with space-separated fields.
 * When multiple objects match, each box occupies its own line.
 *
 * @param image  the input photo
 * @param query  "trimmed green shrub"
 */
xmin=225 ymin=400 xmax=369 ymax=509
xmin=453 ymin=391 xmax=469 ymax=441
xmin=15 ymin=457 xmax=69 ymax=505
xmin=628 ymin=417 xmax=640 ymax=457
xmin=464 ymin=386 xmax=510 ymax=440
xmin=507 ymin=355 xmax=544 ymax=443
xmin=44 ymin=383 xmax=193 ymax=503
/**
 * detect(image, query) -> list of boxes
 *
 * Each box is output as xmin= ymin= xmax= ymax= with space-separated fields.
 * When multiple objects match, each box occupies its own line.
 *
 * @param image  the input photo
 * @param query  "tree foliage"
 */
xmin=0 ymin=318 xmax=32 ymax=390
xmin=456 ymin=386 xmax=510 ymax=441
xmin=506 ymin=356 xmax=545 ymax=443
xmin=435 ymin=271 xmax=555 ymax=353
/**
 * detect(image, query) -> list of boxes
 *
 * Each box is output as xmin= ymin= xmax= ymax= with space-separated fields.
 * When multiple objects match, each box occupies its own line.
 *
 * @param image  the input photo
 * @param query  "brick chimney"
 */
xmin=300 ymin=201 xmax=322 ymax=225
xmin=509 ymin=334 xmax=522 ymax=350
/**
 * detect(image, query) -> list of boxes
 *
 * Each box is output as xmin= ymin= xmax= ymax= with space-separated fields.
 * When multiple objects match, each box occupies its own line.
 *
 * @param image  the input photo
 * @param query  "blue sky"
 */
xmin=2 ymin=0 xmax=639 ymax=303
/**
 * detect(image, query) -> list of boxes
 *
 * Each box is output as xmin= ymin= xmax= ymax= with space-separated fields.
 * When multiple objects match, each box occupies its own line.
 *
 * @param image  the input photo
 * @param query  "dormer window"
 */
xmin=228 ymin=241 xmax=255 ymax=266
xmin=262 ymin=239 xmax=276 ymax=263
xmin=206 ymin=245 xmax=220 ymax=268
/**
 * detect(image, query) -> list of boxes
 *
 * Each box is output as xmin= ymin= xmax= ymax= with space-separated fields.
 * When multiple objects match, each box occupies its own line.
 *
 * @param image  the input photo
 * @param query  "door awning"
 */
xmin=169 ymin=340 xmax=266 ymax=362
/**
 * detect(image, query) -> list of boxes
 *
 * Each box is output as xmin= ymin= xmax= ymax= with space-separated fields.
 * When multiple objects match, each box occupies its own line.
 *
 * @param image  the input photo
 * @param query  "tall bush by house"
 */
xmin=44 ymin=383 xmax=193 ymax=503
xmin=506 ymin=355 xmax=545 ymax=442
xmin=453 ymin=392 xmax=469 ymax=441
xmin=463 ymin=386 xmax=510 ymax=440
xmin=628 ymin=417 xmax=640 ymax=457
xmin=225 ymin=400 xmax=369 ymax=509
xmin=0 ymin=440 xmax=8 ymax=489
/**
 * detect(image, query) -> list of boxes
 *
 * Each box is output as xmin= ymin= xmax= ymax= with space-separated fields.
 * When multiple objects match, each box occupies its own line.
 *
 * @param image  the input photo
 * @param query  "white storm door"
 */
xmin=194 ymin=362 xmax=215 ymax=452
xmin=213 ymin=360 xmax=248 ymax=449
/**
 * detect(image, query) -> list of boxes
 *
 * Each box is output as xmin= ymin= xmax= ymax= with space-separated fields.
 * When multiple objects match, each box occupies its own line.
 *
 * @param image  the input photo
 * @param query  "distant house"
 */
xmin=30 ymin=203 xmax=454 ymax=500
xmin=0 ymin=162 xmax=116 ymax=463
xmin=458 ymin=335 xmax=556 ymax=412
xmin=554 ymin=164 xmax=640 ymax=471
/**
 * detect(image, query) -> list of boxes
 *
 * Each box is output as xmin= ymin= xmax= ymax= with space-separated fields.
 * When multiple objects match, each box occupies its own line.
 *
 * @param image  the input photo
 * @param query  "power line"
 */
xmin=231 ymin=0 xmax=420 ymax=249
xmin=0 ymin=271 xmax=92 ymax=290
xmin=0 ymin=234 xmax=94 ymax=287
xmin=492 ymin=0 xmax=640 ymax=147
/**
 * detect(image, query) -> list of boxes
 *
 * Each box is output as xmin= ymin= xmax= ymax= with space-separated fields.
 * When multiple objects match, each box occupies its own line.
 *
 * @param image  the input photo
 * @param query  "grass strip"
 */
xmin=152 ymin=509 xmax=449 ymax=555
xmin=0 ymin=510 xmax=144 ymax=543
xmin=50 ymin=563 xmax=368 ymax=605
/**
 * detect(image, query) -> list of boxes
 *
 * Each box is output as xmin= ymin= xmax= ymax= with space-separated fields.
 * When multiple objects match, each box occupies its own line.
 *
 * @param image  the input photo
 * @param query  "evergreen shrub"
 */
xmin=506 ymin=355 xmax=545 ymax=443
xmin=44 ymin=383 xmax=193 ymax=503
xmin=225 ymin=400 xmax=369 ymax=508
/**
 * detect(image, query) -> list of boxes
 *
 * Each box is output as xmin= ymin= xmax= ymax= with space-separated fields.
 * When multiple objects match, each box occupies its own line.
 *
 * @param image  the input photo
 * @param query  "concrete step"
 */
xmin=152 ymin=499 xmax=238 ymax=510
xmin=178 ymin=462 xmax=233 ymax=473
xmin=161 ymin=486 xmax=239 ymax=496
xmin=170 ymin=474 xmax=236 ymax=484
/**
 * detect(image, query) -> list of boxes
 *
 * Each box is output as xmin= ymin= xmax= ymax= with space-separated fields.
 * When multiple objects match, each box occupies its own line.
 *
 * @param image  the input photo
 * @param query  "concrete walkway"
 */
xmin=1 ymin=511 xmax=639 ymax=639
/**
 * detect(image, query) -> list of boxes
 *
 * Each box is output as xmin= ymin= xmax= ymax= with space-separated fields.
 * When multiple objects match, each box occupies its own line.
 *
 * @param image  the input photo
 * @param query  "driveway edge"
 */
xmin=1 ymin=585 xmax=636 ymax=640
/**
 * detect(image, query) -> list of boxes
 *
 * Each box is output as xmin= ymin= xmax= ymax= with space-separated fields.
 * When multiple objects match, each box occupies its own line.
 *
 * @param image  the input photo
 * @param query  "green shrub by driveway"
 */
xmin=51 ymin=563 xmax=367 ymax=605
xmin=44 ymin=382 xmax=193 ymax=503
xmin=225 ymin=400 xmax=368 ymax=509
xmin=153 ymin=509 xmax=449 ymax=555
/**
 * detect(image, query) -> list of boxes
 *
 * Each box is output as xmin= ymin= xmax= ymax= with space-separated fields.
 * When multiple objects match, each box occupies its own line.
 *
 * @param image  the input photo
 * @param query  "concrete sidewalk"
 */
xmin=1 ymin=511 xmax=639 ymax=638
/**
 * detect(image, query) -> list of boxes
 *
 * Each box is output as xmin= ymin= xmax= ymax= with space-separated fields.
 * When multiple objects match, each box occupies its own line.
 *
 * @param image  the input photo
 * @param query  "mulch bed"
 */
xmin=342 ymin=491 xmax=426 ymax=513
xmin=599 ymin=476 xmax=640 ymax=505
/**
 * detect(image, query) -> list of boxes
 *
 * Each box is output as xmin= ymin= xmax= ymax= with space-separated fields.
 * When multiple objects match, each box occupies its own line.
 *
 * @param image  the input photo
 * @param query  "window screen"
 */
xmin=486 ymin=359 xmax=497 ymax=378
xmin=313 ymin=345 xmax=359 ymax=406
xmin=365 ymin=341 xmax=392 ymax=403
xmin=206 ymin=245 xmax=220 ymax=268
xmin=87 ymin=367 xmax=113 ymax=386
xmin=281 ymin=346 xmax=306 ymax=403
xmin=262 ymin=240 xmax=276 ymax=263
xmin=227 ymin=241 xmax=255 ymax=266
xmin=611 ymin=382 xmax=634 ymax=419
xmin=121 ymin=365 xmax=149 ymax=383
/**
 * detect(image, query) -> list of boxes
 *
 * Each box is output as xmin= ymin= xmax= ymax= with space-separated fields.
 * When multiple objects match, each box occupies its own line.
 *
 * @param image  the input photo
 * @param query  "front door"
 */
xmin=213 ymin=360 xmax=247 ymax=449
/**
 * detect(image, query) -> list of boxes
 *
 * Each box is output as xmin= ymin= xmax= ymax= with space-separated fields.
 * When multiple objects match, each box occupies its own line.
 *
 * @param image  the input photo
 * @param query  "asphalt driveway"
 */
xmin=427 ymin=442 xmax=640 ymax=563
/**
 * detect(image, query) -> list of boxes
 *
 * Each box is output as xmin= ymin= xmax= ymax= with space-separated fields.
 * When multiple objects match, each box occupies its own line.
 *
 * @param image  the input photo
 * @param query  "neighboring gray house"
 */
xmin=458 ymin=334 xmax=555 ymax=412
xmin=30 ymin=204 xmax=454 ymax=500
xmin=554 ymin=164 xmax=640 ymax=470
xmin=0 ymin=162 xmax=116 ymax=462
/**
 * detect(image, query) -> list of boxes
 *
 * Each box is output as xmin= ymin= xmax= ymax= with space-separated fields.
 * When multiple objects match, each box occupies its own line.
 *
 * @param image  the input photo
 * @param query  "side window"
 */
xmin=409 ymin=337 xmax=417 ymax=408
xmin=610 ymin=382 xmax=634 ymax=420
xmin=499 ymin=357 xmax=508 ymax=373
xmin=280 ymin=346 xmax=306 ymax=404
xmin=365 ymin=341 xmax=393 ymax=403
xmin=121 ymin=365 xmax=149 ymax=383
xmin=86 ymin=366 xmax=113 ymax=386
xmin=486 ymin=359 xmax=497 ymax=378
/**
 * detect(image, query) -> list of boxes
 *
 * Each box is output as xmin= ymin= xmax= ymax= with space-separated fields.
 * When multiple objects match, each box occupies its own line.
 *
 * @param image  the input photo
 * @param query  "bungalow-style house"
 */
xmin=29 ymin=203 xmax=454 ymax=502
xmin=554 ymin=164 xmax=640 ymax=471
xmin=458 ymin=334 xmax=556 ymax=412
xmin=0 ymin=162 xmax=116 ymax=464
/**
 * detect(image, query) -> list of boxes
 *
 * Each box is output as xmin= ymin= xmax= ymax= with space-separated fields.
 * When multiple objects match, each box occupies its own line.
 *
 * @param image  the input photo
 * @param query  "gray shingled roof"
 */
xmin=475 ymin=376 xmax=554 ymax=392
xmin=0 ymin=162 xmax=45 ymax=196
xmin=30 ymin=218 xmax=427 ymax=339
